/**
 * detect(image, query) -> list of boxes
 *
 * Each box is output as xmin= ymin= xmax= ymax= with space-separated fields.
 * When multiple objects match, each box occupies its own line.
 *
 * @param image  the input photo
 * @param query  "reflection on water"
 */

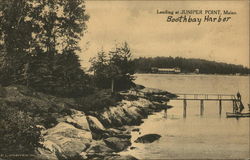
xmin=124 ymin=74 xmax=249 ymax=159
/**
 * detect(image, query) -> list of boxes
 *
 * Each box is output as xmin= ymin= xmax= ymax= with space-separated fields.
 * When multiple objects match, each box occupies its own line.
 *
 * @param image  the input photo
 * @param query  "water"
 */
xmin=125 ymin=74 xmax=250 ymax=159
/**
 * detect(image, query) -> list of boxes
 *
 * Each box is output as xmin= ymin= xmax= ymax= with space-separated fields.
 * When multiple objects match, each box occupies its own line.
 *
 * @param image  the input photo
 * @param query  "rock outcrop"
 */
xmin=87 ymin=115 xmax=106 ymax=139
xmin=104 ymin=137 xmax=131 ymax=152
xmin=65 ymin=110 xmax=90 ymax=130
xmin=38 ymin=109 xmax=134 ymax=159
xmin=92 ymin=98 xmax=156 ymax=128
xmin=85 ymin=140 xmax=117 ymax=159
xmin=40 ymin=122 xmax=92 ymax=159
xmin=38 ymin=108 xmax=136 ymax=159
xmin=106 ymin=128 xmax=131 ymax=139
xmin=35 ymin=87 xmax=174 ymax=159
xmin=87 ymin=116 xmax=106 ymax=132
xmin=0 ymin=85 xmax=175 ymax=160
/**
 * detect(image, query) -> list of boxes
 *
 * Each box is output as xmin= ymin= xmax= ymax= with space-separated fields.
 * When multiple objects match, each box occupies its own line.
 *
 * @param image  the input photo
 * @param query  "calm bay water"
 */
xmin=124 ymin=74 xmax=249 ymax=159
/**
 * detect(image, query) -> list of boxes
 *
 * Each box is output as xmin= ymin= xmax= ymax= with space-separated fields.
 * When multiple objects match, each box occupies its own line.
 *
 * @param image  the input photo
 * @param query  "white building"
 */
xmin=152 ymin=67 xmax=181 ymax=73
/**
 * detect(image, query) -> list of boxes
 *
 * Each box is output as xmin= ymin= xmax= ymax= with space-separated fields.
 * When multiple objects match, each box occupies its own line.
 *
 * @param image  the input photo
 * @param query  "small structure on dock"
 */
xmin=226 ymin=92 xmax=250 ymax=118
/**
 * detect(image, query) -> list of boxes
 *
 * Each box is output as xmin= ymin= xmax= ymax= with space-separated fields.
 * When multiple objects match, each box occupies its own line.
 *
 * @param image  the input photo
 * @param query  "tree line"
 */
xmin=0 ymin=0 xmax=135 ymax=155
xmin=0 ymin=0 xmax=91 ymax=155
xmin=133 ymin=56 xmax=250 ymax=74
xmin=0 ymin=0 xmax=90 ymax=97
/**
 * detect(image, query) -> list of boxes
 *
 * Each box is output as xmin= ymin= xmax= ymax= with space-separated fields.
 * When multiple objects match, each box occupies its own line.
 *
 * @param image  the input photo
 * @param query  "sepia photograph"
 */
xmin=0 ymin=0 xmax=249 ymax=160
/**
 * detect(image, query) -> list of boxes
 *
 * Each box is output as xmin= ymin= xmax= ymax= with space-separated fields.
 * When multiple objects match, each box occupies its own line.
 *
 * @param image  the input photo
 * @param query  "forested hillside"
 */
xmin=133 ymin=57 xmax=249 ymax=74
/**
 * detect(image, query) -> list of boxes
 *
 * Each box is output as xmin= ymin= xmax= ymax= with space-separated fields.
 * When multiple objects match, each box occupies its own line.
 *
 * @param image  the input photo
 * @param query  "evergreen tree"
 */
xmin=90 ymin=42 xmax=135 ymax=92
xmin=0 ymin=0 xmax=33 ymax=85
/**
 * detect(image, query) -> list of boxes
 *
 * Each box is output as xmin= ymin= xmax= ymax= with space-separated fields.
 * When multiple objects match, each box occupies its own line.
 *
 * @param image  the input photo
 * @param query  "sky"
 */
xmin=78 ymin=1 xmax=249 ymax=68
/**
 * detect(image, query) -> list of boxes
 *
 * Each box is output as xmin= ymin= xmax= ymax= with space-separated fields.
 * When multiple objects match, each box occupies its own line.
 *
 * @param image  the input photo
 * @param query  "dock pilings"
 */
xmin=200 ymin=100 xmax=204 ymax=116
xmin=219 ymin=100 xmax=222 ymax=115
xmin=172 ymin=94 xmax=239 ymax=117
xmin=183 ymin=99 xmax=187 ymax=118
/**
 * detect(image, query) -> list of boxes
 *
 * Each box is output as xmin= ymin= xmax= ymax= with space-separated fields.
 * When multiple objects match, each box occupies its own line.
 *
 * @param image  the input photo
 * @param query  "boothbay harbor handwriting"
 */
xmin=166 ymin=15 xmax=231 ymax=25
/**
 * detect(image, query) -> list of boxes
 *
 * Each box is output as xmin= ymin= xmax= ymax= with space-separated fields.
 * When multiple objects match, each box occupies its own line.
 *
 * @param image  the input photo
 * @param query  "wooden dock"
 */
xmin=174 ymin=93 xmax=236 ymax=101
xmin=170 ymin=93 xmax=242 ymax=117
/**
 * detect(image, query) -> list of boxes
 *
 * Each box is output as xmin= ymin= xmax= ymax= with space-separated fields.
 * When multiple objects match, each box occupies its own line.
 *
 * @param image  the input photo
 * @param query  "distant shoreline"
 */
xmin=132 ymin=57 xmax=250 ymax=75
xmin=134 ymin=73 xmax=249 ymax=76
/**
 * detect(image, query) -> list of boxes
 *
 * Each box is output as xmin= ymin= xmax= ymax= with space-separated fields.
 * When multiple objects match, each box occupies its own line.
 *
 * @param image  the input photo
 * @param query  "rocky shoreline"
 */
xmin=36 ymin=87 xmax=176 ymax=160
xmin=0 ymin=85 xmax=175 ymax=160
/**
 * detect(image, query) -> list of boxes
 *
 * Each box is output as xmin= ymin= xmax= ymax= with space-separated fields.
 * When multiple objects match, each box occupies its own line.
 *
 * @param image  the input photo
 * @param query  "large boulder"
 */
xmin=95 ymin=99 xmax=152 ymax=127
xmin=63 ymin=110 xmax=90 ymax=131
xmin=87 ymin=115 xmax=106 ymax=140
xmin=96 ymin=106 xmax=127 ymax=127
xmin=86 ymin=141 xmax=115 ymax=159
xmin=37 ymin=148 xmax=58 ymax=160
xmin=108 ymin=106 xmax=129 ymax=126
xmin=134 ymin=134 xmax=161 ymax=143
xmin=120 ymin=99 xmax=154 ymax=125
xmin=97 ymin=110 xmax=113 ymax=127
xmin=105 ymin=128 xmax=131 ymax=139
xmin=41 ymin=122 xmax=92 ymax=159
xmin=123 ymin=106 xmax=144 ymax=123
xmin=92 ymin=96 xmax=161 ymax=128
xmin=104 ymin=137 xmax=131 ymax=152
xmin=87 ymin=115 xmax=106 ymax=132
xmin=105 ymin=155 xmax=138 ymax=160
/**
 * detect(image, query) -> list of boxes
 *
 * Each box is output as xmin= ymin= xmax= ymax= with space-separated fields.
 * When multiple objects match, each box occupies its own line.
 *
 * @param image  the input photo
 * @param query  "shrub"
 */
xmin=75 ymin=89 xmax=123 ymax=112
xmin=0 ymin=105 xmax=42 ymax=155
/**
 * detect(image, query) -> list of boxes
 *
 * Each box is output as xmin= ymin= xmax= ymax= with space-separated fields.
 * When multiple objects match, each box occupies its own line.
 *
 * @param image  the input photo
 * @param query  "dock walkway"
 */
xmin=173 ymin=93 xmax=236 ymax=101
xmin=170 ymin=93 xmax=242 ymax=117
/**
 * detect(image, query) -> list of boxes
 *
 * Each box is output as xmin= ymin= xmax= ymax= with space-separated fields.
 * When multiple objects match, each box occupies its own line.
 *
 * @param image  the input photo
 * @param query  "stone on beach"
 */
xmin=134 ymin=134 xmax=161 ymax=143
xmin=105 ymin=154 xmax=139 ymax=160
xmin=132 ymin=128 xmax=140 ymax=132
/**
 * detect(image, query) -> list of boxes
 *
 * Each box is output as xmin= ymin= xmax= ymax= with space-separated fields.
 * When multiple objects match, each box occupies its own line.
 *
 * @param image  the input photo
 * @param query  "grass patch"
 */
xmin=75 ymin=89 xmax=123 ymax=112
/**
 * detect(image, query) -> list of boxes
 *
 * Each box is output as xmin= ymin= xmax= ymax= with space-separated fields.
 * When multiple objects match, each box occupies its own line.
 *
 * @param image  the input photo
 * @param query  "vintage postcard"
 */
xmin=0 ymin=0 xmax=249 ymax=160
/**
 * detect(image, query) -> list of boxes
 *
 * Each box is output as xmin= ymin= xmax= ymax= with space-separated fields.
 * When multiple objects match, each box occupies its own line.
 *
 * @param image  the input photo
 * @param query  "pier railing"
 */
xmin=167 ymin=93 xmax=241 ymax=117
xmin=173 ymin=93 xmax=237 ymax=101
